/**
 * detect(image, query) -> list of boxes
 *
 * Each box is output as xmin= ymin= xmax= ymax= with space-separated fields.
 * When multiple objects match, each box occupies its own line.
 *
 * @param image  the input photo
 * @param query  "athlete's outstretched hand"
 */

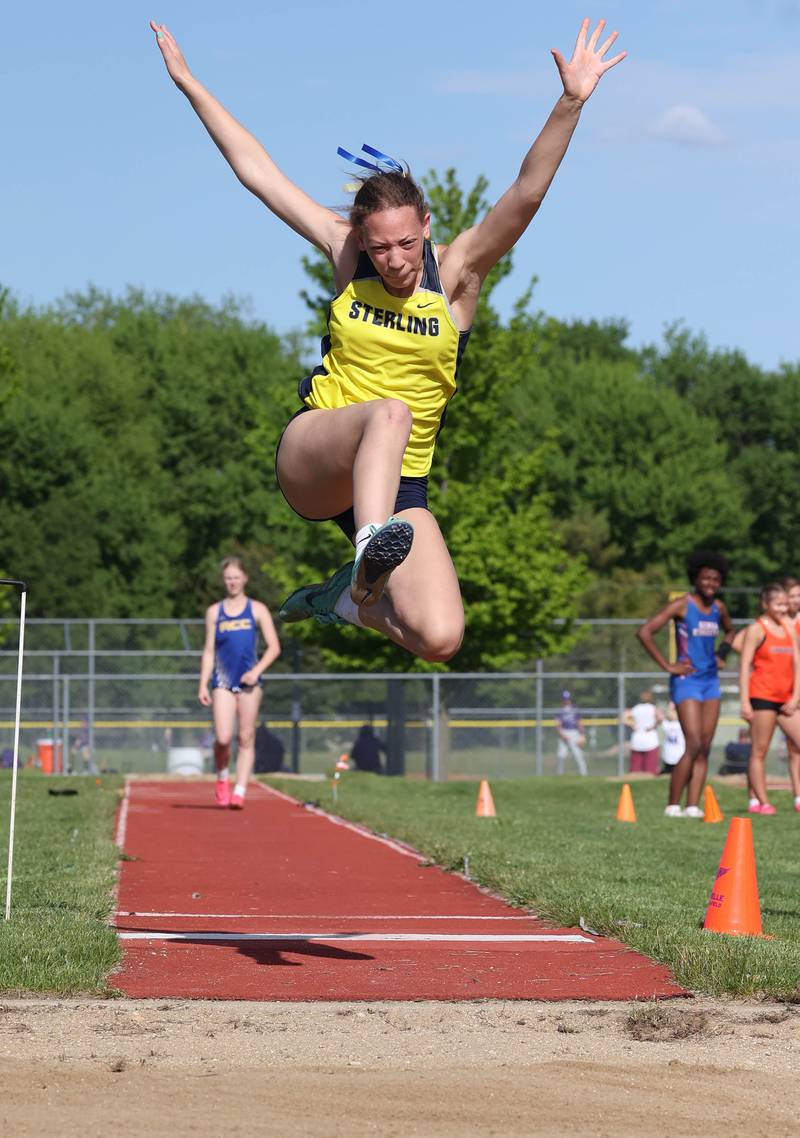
xmin=150 ymin=20 xmax=193 ymax=88
xmin=552 ymin=18 xmax=626 ymax=105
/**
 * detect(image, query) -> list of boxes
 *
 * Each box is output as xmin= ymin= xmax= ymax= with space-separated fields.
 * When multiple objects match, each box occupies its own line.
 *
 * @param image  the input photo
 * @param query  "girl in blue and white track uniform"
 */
xmin=637 ymin=551 xmax=735 ymax=818
xmin=199 ymin=558 xmax=281 ymax=810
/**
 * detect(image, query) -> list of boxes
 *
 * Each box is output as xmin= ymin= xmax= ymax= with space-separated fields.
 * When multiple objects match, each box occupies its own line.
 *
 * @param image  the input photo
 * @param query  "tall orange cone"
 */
xmin=615 ymin=783 xmax=636 ymax=823
xmin=703 ymin=784 xmax=724 ymax=824
xmin=475 ymin=779 xmax=497 ymax=818
xmin=703 ymin=816 xmax=763 ymax=937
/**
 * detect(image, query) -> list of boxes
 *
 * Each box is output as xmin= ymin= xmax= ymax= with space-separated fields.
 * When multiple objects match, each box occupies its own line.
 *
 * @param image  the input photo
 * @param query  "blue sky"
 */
xmin=3 ymin=1 xmax=798 ymax=369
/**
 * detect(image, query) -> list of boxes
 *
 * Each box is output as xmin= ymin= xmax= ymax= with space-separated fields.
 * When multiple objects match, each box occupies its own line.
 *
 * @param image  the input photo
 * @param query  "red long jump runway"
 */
xmin=112 ymin=779 xmax=686 ymax=1001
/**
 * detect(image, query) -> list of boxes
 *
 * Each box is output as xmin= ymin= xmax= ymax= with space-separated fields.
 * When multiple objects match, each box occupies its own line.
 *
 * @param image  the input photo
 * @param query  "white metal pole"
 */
xmin=5 ymin=585 xmax=27 ymax=921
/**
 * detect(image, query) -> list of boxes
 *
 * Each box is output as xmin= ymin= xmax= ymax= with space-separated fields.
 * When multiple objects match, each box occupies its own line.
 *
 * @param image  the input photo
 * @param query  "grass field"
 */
xmin=1 ymin=770 xmax=798 ymax=999
xmin=0 ymin=772 xmax=122 ymax=994
xmin=267 ymin=773 xmax=800 ymax=1000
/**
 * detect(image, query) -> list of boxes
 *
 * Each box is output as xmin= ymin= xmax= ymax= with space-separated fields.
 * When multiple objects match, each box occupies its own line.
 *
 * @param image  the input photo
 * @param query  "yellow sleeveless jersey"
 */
xmin=298 ymin=240 xmax=470 ymax=477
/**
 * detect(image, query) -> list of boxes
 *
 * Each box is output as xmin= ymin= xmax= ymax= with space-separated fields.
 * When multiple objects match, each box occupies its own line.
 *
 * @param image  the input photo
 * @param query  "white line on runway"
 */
xmin=116 ymin=912 xmax=537 ymax=920
xmin=117 ymin=931 xmax=592 ymax=943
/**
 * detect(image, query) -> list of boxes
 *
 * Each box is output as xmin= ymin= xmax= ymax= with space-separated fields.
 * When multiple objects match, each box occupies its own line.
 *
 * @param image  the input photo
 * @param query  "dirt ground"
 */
xmin=1 ymin=997 xmax=798 ymax=1137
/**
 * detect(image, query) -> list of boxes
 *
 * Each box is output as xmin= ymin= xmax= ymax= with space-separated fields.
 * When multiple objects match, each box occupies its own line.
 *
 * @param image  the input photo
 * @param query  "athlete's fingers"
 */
xmin=573 ymin=16 xmax=590 ymax=56
xmin=597 ymin=29 xmax=618 ymax=57
xmin=550 ymin=48 xmax=568 ymax=73
xmin=600 ymin=50 xmax=627 ymax=73
xmin=587 ymin=18 xmax=606 ymax=52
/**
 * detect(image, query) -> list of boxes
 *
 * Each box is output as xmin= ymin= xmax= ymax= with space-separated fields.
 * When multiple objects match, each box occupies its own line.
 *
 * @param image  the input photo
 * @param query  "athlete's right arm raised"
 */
xmin=150 ymin=22 xmax=348 ymax=260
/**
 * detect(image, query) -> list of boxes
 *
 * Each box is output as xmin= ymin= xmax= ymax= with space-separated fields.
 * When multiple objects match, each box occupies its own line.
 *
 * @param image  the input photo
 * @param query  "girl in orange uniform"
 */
xmin=738 ymin=583 xmax=800 ymax=814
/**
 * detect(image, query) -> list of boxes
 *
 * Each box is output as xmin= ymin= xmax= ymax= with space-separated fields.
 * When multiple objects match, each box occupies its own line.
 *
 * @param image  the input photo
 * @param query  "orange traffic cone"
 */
xmin=475 ymin=779 xmax=496 ymax=818
xmin=703 ymin=816 xmax=763 ymax=937
xmin=703 ymin=784 xmax=724 ymax=824
xmin=615 ymin=783 xmax=636 ymax=823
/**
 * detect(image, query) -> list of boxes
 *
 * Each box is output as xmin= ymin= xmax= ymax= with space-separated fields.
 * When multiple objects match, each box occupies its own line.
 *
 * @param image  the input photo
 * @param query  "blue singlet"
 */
xmin=211 ymin=598 xmax=260 ymax=692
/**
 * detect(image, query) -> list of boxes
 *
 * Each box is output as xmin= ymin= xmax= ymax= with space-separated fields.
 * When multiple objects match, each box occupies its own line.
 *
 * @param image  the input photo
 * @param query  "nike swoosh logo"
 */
xmin=417 ymin=302 xmax=434 ymax=309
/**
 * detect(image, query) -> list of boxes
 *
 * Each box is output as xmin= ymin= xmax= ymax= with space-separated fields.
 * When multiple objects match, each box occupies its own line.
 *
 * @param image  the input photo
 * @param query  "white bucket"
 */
xmin=167 ymin=746 xmax=205 ymax=776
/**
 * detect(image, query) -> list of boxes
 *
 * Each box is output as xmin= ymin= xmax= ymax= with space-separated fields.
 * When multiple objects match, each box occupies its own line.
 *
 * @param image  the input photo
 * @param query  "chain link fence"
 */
xmin=0 ymin=618 xmax=777 ymax=781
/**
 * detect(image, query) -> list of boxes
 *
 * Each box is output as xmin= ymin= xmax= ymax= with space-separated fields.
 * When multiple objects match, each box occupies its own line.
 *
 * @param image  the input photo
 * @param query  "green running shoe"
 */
xmin=351 ymin=516 xmax=414 ymax=607
xmin=279 ymin=561 xmax=354 ymax=625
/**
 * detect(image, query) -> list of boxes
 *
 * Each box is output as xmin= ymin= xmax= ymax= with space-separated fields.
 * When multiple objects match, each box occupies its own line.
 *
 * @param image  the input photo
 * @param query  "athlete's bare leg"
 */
xmin=785 ymin=738 xmax=800 ymax=798
xmin=669 ymin=698 xmax=720 ymax=807
xmin=359 ymin=508 xmax=464 ymax=662
xmin=211 ymin=688 xmax=237 ymax=772
xmin=748 ymin=709 xmax=777 ymax=805
xmin=233 ymin=687 xmax=263 ymax=787
xmin=277 ymin=401 xmax=412 ymax=530
xmin=685 ymin=698 xmax=720 ymax=807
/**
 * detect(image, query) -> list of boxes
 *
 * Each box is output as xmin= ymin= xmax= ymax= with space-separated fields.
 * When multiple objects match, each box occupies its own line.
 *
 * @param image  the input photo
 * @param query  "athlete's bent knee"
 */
xmin=370 ymin=398 xmax=413 ymax=439
xmin=417 ymin=621 xmax=464 ymax=664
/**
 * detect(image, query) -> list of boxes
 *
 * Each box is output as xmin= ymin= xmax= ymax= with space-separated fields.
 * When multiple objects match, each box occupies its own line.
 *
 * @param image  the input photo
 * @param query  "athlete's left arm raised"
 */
xmin=449 ymin=19 xmax=625 ymax=283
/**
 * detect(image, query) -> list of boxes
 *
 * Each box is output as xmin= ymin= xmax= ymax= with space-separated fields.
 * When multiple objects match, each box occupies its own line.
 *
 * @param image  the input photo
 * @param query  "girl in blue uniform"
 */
xmin=151 ymin=18 xmax=626 ymax=662
xmin=199 ymin=558 xmax=281 ymax=809
xmin=637 ymin=552 xmax=735 ymax=817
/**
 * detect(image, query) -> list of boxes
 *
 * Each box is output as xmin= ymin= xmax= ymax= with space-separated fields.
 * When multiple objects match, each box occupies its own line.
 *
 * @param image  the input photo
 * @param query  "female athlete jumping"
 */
xmin=151 ymin=18 xmax=626 ymax=662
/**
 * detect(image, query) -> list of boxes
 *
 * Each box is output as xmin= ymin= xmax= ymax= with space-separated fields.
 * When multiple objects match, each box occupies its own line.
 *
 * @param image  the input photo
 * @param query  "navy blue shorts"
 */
xmin=275 ymin=406 xmax=430 ymax=541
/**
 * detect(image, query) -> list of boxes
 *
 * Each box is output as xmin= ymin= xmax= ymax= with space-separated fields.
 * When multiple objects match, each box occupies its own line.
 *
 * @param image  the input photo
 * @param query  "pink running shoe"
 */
xmin=748 ymin=801 xmax=761 ymax=813
xmin=214 ymin=780 xmax=231 ymax=808
xmin=757 ymin=803 xmax=776 ymax=815
xmin=230 ymin=790 xmax=245 ymax=810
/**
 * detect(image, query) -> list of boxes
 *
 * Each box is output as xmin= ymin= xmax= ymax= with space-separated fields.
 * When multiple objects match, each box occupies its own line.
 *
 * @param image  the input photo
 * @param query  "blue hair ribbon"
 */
xmin=337 ymin=143 xmax=403 ymax=173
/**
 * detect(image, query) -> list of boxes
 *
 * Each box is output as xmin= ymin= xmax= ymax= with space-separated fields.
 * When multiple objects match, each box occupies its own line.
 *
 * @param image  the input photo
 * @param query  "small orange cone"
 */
xmin=475 ymin=779 xmax=496 ymax=818
xmin=615 ymin=783 xmax=636 ymax=823
xmin=703 ymin=817 xmax=763 ymax=937
xmin=703 ymin=784 xmax=724 ymax=824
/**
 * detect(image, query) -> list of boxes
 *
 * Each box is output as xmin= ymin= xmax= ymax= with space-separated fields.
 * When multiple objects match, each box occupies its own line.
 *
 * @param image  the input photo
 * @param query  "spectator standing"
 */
xmin=623 ymin=691 xmax=663 ymax=775
xmin=660 ymin=701 xmax=685 ymax=775
xmin=555 ymin=691 xmax=587 ymax=775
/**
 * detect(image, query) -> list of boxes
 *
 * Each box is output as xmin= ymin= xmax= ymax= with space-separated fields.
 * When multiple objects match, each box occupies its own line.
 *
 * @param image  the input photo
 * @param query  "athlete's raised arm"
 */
xmin=446 ymin=19 xmax=625 ymax=288
xmin=149 ymin=21 xmax=349 ymax=260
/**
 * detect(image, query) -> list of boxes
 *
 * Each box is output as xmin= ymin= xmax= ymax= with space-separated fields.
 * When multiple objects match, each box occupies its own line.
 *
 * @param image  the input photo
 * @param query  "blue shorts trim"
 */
xmin=669 ymin=672 xmax=721 ymax=704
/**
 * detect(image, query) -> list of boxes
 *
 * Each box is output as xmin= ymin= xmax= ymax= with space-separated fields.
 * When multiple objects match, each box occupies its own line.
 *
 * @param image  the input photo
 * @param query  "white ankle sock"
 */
xmin=354 ymin=522 xmax=382 ymax=562
xmin=748 ymin=797 xmax=759 ymax=808
xmin=216 ymin=770 xmax=230 ymax=782
xmin=334 ymin=588 xmax=365 ymax=627
xmin=233 ymin=784 xmax=246 ymax=798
